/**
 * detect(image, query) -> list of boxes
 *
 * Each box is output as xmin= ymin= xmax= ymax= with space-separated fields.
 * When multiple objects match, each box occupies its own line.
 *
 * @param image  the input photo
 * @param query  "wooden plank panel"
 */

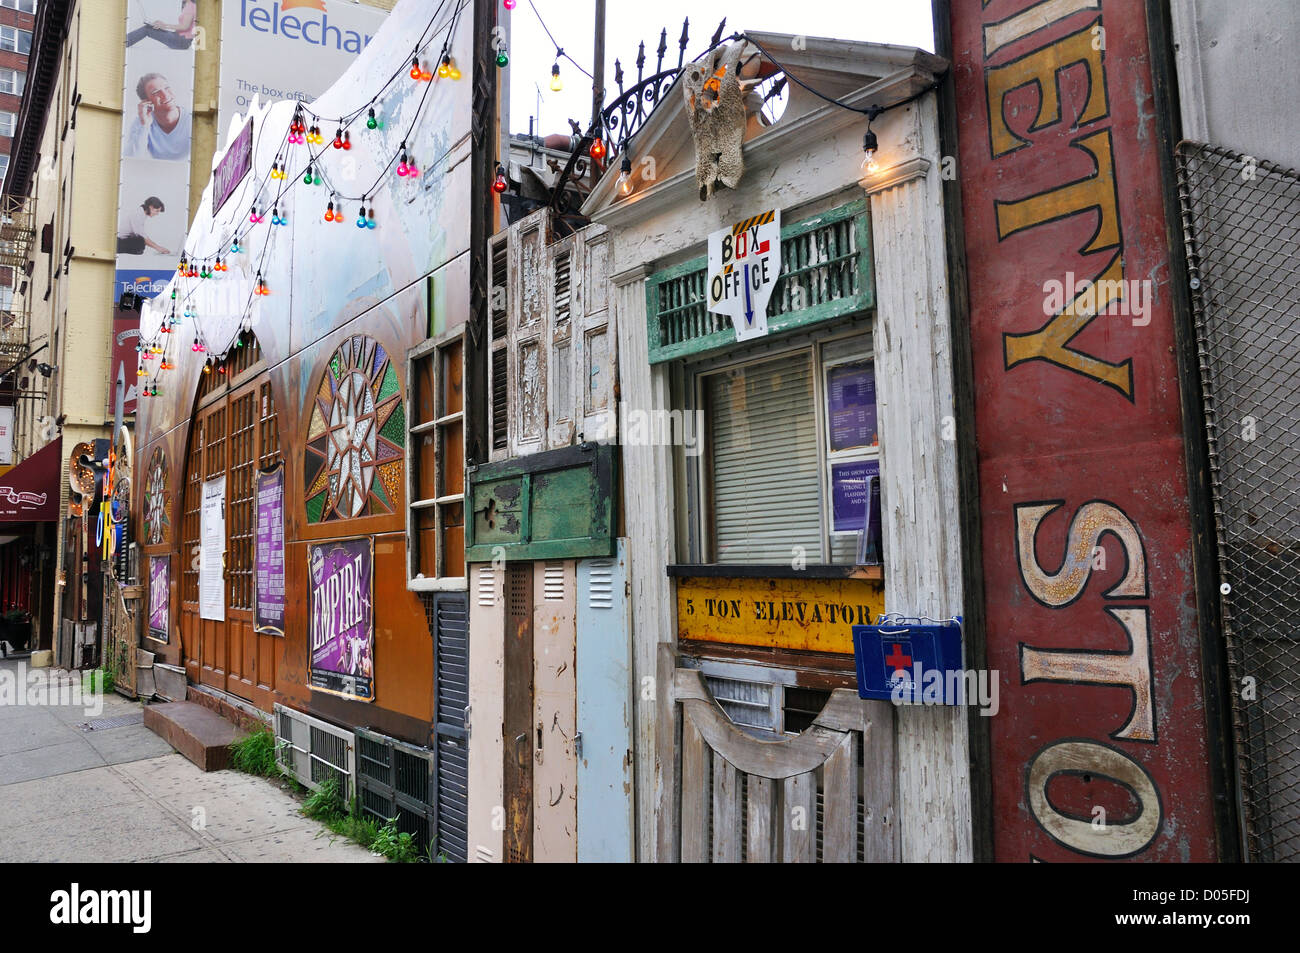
xmin=680 ymin=715 xmax=708 ymax=863
xmin=862 ymin=701 xmax=899 ymax=862
xmin=822 ymin=732 xmax=857 ymax=862
xmin=711 ymin=756 xmax=740 ymax=863
xmin=782 ymin=772 xmax=815 ymax=863
xmin=746 ymin=776 xmax=774 ymax=863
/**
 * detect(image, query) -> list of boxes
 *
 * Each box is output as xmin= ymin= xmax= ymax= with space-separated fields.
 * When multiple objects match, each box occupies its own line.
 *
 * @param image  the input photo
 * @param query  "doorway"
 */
xmin=180 ymin=335 xmax=282 ymax=709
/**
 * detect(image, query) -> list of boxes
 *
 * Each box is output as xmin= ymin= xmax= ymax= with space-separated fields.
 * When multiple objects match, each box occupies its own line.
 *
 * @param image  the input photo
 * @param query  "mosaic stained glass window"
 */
xmin=144 ymin=446 xmax=171 ymax=545
xmin=305 ymin=335 xmax=405 ymax=523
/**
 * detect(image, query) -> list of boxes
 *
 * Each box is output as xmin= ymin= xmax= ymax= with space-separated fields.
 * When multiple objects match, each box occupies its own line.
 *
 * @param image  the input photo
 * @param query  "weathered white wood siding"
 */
xmin=864 ymin=96 xmax=971 ymax=863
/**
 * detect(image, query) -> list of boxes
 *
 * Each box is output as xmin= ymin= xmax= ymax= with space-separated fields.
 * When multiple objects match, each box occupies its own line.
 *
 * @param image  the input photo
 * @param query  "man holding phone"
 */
xmin=125 ymin=72 xmax=191 ymax=161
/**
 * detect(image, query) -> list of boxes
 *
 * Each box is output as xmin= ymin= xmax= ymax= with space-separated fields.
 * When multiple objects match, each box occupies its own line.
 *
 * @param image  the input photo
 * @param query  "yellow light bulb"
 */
xmin=550 ymin=64 xmax=563 ymax=92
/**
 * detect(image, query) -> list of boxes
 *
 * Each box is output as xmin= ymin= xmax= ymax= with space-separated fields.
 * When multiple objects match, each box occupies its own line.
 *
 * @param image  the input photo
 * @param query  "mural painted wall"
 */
xmin=132 ymin=0 xmax=473 ymax=739
xmin=949 ymin=0 xmax=1219 ymax=860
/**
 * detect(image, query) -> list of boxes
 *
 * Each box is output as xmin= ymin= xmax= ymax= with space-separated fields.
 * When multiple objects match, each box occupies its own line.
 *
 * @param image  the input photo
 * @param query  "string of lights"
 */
xmin=138 ymin=0 xmax=475 ymax=394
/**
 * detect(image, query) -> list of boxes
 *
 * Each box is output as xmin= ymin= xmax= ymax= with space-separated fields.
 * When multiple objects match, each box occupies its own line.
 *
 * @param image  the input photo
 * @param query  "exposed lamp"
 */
xmin=550 ymin=61 xmax=562 ymax=92
xmin=861 ymin=128 xmax=878 ymax=174
xmin=495 ymin=43 xmax=508 ymax=68
xmin=255 ymin=273 xmax=270 ymax=295
xmin=439 ymin=55 xmax=460 ymax=80
xmin=504 ymin=0 xmax=516 ymax=9
xmin=589 ymin=136 xmax=606 ymax=161
xmin=492 ymin=164 xmax=508 ymax=194
xmin=617 ymin=153 xmax=633 ymax=195
xmin=367 ymin=107 xmax=381 ymax=130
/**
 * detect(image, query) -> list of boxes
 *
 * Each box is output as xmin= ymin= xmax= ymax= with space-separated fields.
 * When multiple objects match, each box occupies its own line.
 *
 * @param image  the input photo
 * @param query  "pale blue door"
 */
xmin=576 ymin=539 xmax=633 ymax=862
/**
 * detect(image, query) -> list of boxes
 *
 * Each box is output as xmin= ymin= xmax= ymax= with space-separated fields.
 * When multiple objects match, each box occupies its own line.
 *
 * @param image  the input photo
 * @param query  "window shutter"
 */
xmin=489 ymin=236 xmax=510 ymax=455
xmin=433 ymin=591 xmax=469 ymax=862
xmin=707 ymin=355 xmax=821 ymax=563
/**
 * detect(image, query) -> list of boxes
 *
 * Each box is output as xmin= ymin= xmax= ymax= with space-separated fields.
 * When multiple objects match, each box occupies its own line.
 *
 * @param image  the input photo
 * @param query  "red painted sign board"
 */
xmin=949 ymin=0 xmax=1218 ymax=859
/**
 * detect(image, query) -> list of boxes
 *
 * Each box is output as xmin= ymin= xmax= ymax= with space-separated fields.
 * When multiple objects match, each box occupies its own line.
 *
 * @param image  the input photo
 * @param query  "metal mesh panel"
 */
xmin=1176 ymin=141 xmax=1300 ymax=861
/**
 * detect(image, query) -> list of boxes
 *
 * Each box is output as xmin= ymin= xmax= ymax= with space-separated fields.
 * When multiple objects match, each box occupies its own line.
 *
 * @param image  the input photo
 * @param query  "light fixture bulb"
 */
xmin=550 ymin=63 xmax=563 ymax=92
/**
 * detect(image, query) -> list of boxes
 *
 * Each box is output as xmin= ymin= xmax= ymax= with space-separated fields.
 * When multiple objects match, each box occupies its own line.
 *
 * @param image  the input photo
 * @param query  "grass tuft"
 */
xmin=228 ymin=727 xmax=280 ymax=777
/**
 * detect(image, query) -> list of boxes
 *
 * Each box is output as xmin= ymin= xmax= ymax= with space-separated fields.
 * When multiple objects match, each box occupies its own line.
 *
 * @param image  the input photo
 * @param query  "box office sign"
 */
xmin=707 ymin=209 xmax=781 ymax=342
xmin=676 ymin=575 xmax=885 ymax=655
xmin=309 ymin=536 xmax=374 ymax=702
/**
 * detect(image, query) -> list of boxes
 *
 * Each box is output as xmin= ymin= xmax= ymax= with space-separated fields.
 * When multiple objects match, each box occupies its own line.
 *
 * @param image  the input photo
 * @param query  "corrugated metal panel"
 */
xmin=707 ymin=355 xmax=820 ymax=563
xmin=577 ymin=540 xmax=634 ymax=862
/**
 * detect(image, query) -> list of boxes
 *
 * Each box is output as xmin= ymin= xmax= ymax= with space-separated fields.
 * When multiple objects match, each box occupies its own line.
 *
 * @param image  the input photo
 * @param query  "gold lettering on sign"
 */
xmin=985 ymin=18 xmax=1108 ymax=158
xmin=1015 ymin=501 xmax=1146 ymax=605
xmin=983 ymin=0 xmax=1102 ymax=58
xmin=1027 ymin=740 xmax=1162 ymax=856
xmin=1023 ymin=607 xmax=1154 ymax=741
xmin=1016 ymin=501 xmax=1154 ymax=742
xmin=995 ymin=130 xmax=1119 ymax=253
xmin=1005 ymin=250 xmax=1133 ymax=397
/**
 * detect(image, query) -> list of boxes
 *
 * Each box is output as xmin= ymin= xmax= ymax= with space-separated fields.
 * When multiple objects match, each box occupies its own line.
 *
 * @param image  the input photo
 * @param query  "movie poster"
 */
xmin=308 ymin=536 xmax=374 ymax=701
xmin=148 ymin=555 xmax=169 ymax=642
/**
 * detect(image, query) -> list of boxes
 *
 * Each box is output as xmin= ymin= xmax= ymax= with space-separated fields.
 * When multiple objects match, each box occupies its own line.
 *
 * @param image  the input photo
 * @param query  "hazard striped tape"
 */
xmin=732 ymin=210 xmax=774 ymax=236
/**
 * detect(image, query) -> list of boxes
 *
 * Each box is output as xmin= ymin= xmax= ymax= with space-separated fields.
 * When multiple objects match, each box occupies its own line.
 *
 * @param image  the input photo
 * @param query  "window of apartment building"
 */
xmin=0 ymin=27 xmax=31 ymax=54
xmin=0 ymin=68 xmax=24 ymax=96
xmin=0 ymin=1 xmax=37 ymax=14
xmin=0 ymin=154 xmax=8 ymax=183
xmin=0 ymin=112 xmax=15 ymax=138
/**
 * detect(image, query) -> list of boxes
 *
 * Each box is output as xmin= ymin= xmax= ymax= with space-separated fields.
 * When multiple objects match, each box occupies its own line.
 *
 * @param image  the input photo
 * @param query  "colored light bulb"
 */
xmin=324 ymin=201 xmax=336 ymax=222
xmin=203 ymin=361 xmax=211 ymax=375
xmin=550 ymin=63 xmax=562 ymax=92
xmin=367 ymin=108 xmax=378 ymax=130
xmin=493 ymin=164 xmax=508 ymax=193
xmin=496 ymin=48 xmax=509 ymax=68
xmin=504 ymin=0 xmax=516 ymax=9
xmin=333 ymin=127 xmax=344 ymax=149
xmin=137 ymin=366 xmax=146 ymax=377
xmin=356 ymin=203 xmax=367 ymax=228
xmin=411 ymin=57 xmax=422 ymax=80
xmin=589 ymin=138 xmax=606 ymax=160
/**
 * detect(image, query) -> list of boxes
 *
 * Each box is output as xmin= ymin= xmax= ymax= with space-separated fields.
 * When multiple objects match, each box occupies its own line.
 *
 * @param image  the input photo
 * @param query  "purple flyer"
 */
xmin=254 ymin=465 xmax=286 ymax=636
xmin=831 ymin=459 xmax=880 ymax=534
xmin=148 ymin=556 xmax=169 ymax=642
xmin=827 ymin=363 xmax=878 ymax=452
xmin=309 ymin=536 xmax=374 ymax=702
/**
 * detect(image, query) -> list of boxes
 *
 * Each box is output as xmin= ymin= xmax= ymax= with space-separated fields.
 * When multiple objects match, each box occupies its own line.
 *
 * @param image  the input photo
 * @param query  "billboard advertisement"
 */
xmin=948 ymin=1 xmax=1218 ymax=859
xmin=218 ymin=0 xmax=389 ymax=136
xmin=115 ymin=0 xmax=200 ymax=416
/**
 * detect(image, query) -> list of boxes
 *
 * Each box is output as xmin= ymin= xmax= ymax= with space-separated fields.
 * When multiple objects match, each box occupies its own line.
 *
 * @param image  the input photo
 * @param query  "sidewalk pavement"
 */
xmin=0 ymin=659 xmax=381 ymax=863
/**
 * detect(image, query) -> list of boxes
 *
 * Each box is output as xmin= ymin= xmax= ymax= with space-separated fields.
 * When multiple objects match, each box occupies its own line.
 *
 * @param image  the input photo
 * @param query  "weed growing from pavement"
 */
xmin=302 ymin=775 xmax=445 ymax=862
xmin=81 ymin=668 xmax=115 ymax=697
xmin=228 ymin=727 xmax=279 ymax=776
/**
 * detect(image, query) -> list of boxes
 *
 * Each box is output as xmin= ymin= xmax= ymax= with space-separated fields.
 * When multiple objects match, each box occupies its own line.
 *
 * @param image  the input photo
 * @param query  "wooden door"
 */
xmin=180 ymin=367 xmax=282 ymax=707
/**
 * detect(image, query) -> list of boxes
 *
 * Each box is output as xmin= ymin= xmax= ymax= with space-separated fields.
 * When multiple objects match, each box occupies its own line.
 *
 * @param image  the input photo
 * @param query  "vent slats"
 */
xmin=544 ymin=562 xmax=565 ymax=601
xmin=491 ymin=349 xmax=508 ymax=451
xmin=586 ymin=558 xmax=614 ymax=609
xmin=554 ymin=249 xmax=571 ymax=323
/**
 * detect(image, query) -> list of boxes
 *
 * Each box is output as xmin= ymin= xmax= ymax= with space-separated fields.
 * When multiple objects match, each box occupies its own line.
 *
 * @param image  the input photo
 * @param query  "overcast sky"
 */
xmin=505 ymin=0 xmax=936 ymax=137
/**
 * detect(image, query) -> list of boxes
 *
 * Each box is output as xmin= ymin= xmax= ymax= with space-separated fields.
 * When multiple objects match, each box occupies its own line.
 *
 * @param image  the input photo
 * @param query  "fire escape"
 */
xmin=0 ymin=195 xmax=35 ymax=369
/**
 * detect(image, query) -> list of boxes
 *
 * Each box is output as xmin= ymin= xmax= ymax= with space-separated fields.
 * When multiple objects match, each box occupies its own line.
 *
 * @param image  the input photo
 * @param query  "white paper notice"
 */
xmin=200 ymin=476 xmax=226 ymax=622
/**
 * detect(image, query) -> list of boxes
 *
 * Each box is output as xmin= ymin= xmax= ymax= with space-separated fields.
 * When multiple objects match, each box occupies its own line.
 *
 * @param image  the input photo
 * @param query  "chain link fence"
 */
xmin=1176 ymin=141 xmax=1300 ymax=862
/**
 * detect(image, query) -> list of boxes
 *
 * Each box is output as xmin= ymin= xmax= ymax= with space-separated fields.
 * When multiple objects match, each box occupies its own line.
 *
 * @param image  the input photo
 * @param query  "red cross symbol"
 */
xmin=885 ymin=643 xmax=912 ymax=674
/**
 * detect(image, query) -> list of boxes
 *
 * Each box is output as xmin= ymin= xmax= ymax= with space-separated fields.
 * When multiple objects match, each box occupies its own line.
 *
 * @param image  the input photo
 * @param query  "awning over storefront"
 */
xmin=0 ymin=438 xmax=61 ymax=522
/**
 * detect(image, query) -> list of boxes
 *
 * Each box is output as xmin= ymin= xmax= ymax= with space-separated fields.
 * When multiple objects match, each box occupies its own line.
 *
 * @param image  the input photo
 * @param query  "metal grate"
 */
xmin=273 ymin=703 xmax=355 ymax=800
xmin=646 ymin=201 xmax=872 ymax=364
xmin=1176 ymin=141 xmax=1300 ymax=862
xmin=355 ymin=727 xmax=439 ymax=859
xmin=427 ymin=591 xmax=469 ymax=863
xmin=79 ymin=712 xmax=144 ymax=731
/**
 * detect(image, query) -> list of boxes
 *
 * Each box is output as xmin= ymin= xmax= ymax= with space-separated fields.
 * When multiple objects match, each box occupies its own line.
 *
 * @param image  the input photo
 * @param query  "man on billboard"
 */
xmin=125 ymin=72 xmax=192 ymax=161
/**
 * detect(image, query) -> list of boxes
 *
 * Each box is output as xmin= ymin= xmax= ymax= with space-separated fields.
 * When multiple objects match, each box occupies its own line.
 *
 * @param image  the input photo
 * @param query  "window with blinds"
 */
xmin=706 ymin=354 xmax=821 ymax=564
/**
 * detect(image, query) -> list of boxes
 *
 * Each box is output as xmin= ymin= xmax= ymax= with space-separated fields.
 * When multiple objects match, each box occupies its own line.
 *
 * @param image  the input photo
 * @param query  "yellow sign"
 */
xmin=676 ymin=575 xmax=885 ymax=655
